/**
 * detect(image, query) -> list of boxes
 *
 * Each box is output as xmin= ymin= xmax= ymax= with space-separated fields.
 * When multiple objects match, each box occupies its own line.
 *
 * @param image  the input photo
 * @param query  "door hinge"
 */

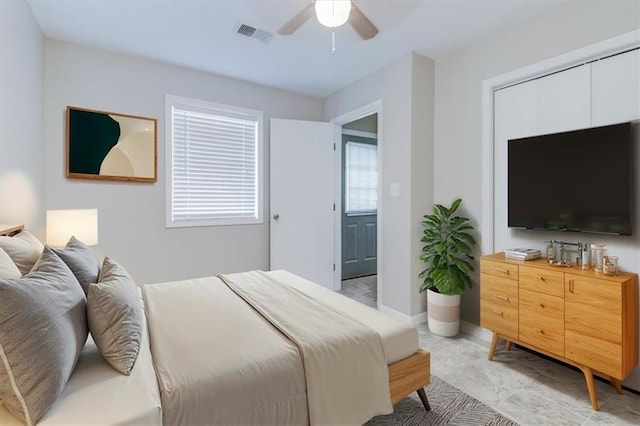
xmin=333 ymin=203 xmax=336 ymax=211
xmin=333 ymin=143 xmax=336 ymax=151
xmin=333 ymin=263 xmax=336 ymax=271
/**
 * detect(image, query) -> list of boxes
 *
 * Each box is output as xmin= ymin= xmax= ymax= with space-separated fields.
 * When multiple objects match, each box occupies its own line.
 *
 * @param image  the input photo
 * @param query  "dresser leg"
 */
xmin=580 ymin=366 xmax=599 ymax=411
xmin=488 ymin=333 xmax=499 ymax=360
xmin=609 ymin=377 xmax=623 ymax=394
xmin=506 ymin=341 xmax=513 ymax=351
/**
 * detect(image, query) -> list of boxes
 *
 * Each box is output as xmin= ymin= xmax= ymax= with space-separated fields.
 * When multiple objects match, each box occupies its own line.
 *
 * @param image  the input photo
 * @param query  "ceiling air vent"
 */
xmin=235 ymin=23 xmax=274 ymax=44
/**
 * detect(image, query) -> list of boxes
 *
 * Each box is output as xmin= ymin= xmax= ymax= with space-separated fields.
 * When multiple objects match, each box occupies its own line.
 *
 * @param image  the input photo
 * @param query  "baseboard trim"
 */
xmin=410 ymin=312 xmax=427 ymax=326
xmin=460 ymin=321 xmax=493 ymax=343
xmin=378 ymin=305 xmax=427 ymax=326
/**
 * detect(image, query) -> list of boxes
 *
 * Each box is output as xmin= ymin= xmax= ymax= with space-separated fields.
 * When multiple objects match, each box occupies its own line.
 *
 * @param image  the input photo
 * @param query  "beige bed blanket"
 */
xmin=143 ymin=276 xmax=308 ymax=425
xmin=219 ymin=270 xmax=392 ymax=425
xmin=143 ymin=271 xmax=392 ymax=426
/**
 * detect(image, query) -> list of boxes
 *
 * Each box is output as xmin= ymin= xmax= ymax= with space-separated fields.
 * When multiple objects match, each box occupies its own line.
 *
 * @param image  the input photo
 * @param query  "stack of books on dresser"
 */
xmin=505 ymin=248 xmax=541 ymax=261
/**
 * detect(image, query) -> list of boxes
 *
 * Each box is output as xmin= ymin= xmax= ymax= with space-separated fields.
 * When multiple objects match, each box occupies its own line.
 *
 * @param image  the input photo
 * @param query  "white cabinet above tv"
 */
xmin=592 ymin=49 xmax=640 ymax=127
xmin=537 ymin=64 xmax=591 ymax=134
xmin=501 ymin=48 xmax=639 ymax=139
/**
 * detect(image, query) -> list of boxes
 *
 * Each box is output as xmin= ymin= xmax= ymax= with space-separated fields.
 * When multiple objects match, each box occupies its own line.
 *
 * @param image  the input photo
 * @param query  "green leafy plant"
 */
xmin=419 ymin=198 xmax=476 ymax=295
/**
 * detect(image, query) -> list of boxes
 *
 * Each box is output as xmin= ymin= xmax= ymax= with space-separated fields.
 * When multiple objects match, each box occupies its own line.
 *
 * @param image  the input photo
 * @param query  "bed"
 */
xmin=0 ymin=225 xmax=430 ymax=425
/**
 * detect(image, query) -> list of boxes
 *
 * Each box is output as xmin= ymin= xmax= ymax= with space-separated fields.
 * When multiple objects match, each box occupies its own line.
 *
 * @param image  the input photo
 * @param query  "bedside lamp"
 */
xmin=46 ymin=209 xmax=98 ymax=247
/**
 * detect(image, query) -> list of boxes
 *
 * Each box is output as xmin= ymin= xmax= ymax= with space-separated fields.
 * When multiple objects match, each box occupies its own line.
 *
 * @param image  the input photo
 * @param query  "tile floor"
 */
xmin=338 ymin=275 xmax=377 ymax=308
xmin=335 ymin=283 xmax=640 ymax=425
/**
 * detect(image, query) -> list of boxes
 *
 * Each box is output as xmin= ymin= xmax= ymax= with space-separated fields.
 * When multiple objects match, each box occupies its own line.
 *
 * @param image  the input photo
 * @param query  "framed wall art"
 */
xmin=66 ymin=106 xmax=157 ymax=182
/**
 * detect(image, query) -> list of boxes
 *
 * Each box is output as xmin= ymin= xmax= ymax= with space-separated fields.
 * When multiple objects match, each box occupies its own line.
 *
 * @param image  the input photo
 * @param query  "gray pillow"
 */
xmin=0 ymin=230 xmax=44 ymax=275
xmin=87 ymin=257 xmax=143 ymax=375
xmin=0 ymin=246 xmax=87 ymax=425
xmin=51 ymin=236 xmax=101 ymax=294
xmin=0 ymin=247 xmax=21 ymax=279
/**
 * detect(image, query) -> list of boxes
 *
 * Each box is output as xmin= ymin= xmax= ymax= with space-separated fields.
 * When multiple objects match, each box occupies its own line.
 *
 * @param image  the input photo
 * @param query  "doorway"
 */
xmin=338 ymin=114 xmax=378 ymax=307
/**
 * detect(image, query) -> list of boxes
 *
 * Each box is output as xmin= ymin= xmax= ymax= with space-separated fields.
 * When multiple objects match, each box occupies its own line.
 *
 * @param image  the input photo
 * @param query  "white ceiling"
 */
xmin=27 ymin=0 xmax=567 ymax=98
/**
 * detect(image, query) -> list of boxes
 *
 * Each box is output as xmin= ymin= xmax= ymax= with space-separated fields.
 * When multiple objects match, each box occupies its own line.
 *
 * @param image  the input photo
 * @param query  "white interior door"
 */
xmin=270 ymin=118 xmax=337 ymax=289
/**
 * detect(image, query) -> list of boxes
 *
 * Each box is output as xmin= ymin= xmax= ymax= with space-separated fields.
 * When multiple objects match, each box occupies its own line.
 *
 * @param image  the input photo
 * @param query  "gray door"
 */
xmin=342 ymin=134 xmax=377 ymax=279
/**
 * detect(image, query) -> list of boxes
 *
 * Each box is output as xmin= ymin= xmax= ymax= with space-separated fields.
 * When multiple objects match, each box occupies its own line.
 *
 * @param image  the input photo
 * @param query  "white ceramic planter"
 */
xmin=426 ymin=289 xmax=461 ymax=337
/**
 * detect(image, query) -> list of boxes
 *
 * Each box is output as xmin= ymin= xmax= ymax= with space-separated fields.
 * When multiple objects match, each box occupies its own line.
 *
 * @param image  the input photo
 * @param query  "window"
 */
xmin=345 ymin=141 xmax=378 ymax=214
xmin=166 ymin=95 xmax=263 ymax=227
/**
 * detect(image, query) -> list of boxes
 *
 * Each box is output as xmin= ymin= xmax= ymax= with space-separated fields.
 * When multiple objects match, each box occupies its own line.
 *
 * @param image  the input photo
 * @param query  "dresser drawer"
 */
xmin=480 ymin=274 xmax=518 ymax=339
xmin=519 ymin=289 xmax=564 ymax=357
xmin=481 ymin=259 xmax=518 ymax=280
xmin=519 ymin=265 xmax=564 ymax=297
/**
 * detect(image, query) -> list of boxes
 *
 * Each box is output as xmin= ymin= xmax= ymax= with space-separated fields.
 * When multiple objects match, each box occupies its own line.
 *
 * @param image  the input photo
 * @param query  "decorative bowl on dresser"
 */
xmin=480 ymin=252 xmax=639 ymax=411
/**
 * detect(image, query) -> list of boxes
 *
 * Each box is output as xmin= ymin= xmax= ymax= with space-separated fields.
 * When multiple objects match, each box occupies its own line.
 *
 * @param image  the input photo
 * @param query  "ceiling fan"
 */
xmin=278 ymin=0 xmax=379 ymax=40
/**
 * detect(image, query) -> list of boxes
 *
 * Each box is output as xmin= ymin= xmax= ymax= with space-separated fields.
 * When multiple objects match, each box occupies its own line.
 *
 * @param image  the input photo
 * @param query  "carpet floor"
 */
xmin=367 ymin=376 xmax=518 ymax=426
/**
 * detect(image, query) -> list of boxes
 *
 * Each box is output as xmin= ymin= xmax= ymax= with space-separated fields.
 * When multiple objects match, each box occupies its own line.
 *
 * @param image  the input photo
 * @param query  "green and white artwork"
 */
xmin=66 ymin=106 xmax=157 ymax=182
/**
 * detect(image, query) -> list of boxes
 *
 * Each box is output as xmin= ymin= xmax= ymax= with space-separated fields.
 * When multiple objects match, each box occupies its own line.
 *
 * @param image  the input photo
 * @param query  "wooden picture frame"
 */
xmin=66 ymin=106 xmax=157 ymax=182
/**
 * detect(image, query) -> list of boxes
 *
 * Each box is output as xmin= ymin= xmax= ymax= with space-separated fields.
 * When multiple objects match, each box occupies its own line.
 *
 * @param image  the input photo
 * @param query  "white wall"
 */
xmin=410 ymin=55 xmax=435 ymax=316
xmin=434 ymin=0 xmax=640 ymax=325
xmin=0 ymin=0 xmax=44 ymax=234
xmin=323 ymin=53 xmax=435 ymax=318
xmin=44 ymin=40 xmax=322 ymax=283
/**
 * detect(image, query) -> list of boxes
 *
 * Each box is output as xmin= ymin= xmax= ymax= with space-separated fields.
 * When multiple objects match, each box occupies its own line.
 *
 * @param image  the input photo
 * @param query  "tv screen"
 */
xmin=508 ymin=122 xmax=632 ymax=235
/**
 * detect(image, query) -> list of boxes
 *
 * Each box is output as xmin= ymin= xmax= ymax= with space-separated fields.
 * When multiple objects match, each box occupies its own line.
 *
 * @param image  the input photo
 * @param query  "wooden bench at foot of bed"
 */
xmin=388 ymin=348 xmax=431 ymax=410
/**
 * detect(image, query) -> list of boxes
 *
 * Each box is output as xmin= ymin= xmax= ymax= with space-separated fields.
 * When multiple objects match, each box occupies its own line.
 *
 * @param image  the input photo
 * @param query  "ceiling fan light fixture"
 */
xmin=315 ymin=0 xmax=352 ymax=28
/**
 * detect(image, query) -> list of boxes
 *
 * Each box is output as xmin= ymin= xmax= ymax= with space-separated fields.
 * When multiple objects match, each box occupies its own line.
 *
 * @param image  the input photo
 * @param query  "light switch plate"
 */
xmin=390 ymin=183 xmax=400 ymax=197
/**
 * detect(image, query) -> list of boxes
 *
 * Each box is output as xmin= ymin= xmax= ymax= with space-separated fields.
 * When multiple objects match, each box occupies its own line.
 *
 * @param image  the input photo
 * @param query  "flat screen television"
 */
xmin=508 ymin=122 xmax=632 ymax=235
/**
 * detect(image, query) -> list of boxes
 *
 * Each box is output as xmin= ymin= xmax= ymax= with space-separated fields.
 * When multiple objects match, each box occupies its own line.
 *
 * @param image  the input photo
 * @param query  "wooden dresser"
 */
xmin=480 ymin=253 xmax=638 ymax=410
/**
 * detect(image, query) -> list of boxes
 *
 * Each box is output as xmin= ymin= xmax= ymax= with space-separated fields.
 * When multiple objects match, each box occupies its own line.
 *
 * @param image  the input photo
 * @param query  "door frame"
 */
xmin=341 ymin=132 xmax=378 ymax=280
xmin=330 ymin=100 xmax=383 ymax=307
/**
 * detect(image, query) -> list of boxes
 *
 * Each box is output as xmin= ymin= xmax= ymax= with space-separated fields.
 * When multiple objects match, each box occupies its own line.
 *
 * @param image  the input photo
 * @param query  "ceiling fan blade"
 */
xmin=278 ymin=3 xmax=315 ymax=35
xmin=349 ymin=3 xmax=378 ymax=40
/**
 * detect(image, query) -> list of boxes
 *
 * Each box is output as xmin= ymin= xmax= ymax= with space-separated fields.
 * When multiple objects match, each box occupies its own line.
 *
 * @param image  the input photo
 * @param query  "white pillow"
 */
xmin=0 ymin=248 xmax=21 ymax=279
xmin=0 ymin=231 xmax=44 ymax=275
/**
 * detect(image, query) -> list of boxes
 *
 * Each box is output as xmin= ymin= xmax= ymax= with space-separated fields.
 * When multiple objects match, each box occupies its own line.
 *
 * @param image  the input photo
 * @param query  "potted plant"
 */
xmin=419 ymin=198 xmax=476 ymax=337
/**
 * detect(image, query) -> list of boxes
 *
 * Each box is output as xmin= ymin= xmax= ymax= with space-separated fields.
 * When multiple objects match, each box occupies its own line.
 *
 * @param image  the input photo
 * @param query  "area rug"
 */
xmin=366 ymin=376 xmax=518 ymax=426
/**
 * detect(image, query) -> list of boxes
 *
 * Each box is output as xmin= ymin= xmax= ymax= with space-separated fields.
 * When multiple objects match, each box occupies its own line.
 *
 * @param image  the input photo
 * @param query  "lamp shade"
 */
xmin=46 ymin=209 xmax=98 ymax=247
xmin=315 ymin=0 xmax=351 ymax=28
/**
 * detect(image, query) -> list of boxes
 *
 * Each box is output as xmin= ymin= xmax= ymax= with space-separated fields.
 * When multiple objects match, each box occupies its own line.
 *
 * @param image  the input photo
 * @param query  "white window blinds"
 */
xmin=167 ymin=96 xmax=263 ymax=227
xmin=345 ymin=141 xmax=378 ymax=213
